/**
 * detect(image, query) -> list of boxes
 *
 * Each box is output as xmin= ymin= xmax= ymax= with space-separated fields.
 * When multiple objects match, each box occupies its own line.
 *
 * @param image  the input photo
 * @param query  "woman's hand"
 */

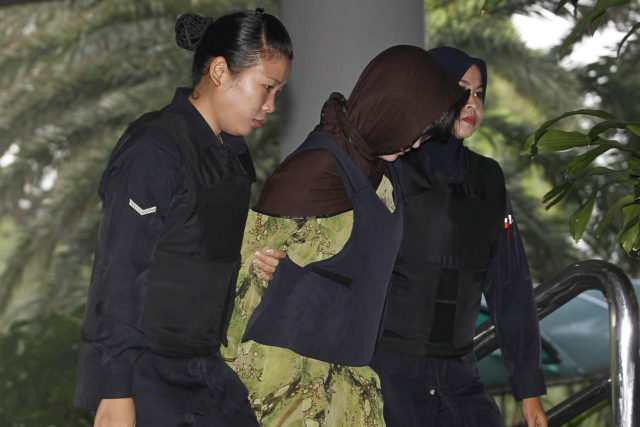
xmin=253 ymin=248 xmax=286 ymax=281
xmin=94 ymin=398 xmax=135 ymax=427
xmin=522 ymin=396 xmax=548 ymax=427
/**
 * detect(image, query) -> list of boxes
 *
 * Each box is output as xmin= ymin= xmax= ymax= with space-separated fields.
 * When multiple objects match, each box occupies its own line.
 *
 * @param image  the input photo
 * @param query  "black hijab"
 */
xmin=422 ymin=47 xmax=488 ymax=177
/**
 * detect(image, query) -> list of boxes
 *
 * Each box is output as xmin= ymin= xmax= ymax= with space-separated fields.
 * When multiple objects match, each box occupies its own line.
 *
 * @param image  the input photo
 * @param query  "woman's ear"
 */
xmin=208 ymin=56 xmax=228 ymax=86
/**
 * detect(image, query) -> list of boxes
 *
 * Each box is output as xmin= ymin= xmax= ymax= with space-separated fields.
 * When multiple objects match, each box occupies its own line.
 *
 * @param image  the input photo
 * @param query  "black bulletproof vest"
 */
xmin=379 ymin=148 xmax=505 ymax=358
xmin=83 ymin=110 xmax=254 ymax=357
xmin=242 ymin=131 xmax=404 ymax=366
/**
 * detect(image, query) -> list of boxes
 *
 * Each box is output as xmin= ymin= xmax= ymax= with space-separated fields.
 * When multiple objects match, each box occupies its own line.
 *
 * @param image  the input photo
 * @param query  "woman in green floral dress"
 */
xmin=225 ymin=207 xmax=390 ymax=426
xmin=223 ymin=46 xmax=467 ymax=426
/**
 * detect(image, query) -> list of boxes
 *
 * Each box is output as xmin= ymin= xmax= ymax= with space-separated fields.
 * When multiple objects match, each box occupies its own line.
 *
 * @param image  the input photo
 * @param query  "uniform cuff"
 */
xmin=509 ymin=368 xmax=547 ymax=400
xmin=74 ymin=343 xmax=134 ymax=410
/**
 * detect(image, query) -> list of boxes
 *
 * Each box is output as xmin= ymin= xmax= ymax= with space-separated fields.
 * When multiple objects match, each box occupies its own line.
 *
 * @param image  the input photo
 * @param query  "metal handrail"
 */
xmin=474 ymin=260 xmax=640 ymax=427
xmin=545 ymin=376 xmax=610 ymax=426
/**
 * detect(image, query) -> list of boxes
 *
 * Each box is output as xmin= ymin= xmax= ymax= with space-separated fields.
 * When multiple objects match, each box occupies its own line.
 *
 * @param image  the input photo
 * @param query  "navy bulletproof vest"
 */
xmin=380 ymin=147 xmax=505 ymax=358
xmin=242 ymin=131 xmax=404 ymax=366
xmin=82 ymin=110 xmax=254 ymax=357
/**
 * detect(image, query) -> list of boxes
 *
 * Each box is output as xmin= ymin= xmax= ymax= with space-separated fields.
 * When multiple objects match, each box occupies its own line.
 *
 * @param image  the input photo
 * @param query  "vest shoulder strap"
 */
xmin=292 ymin=131 xmax=372 ymax=196
xmin=465 ymin=148 xmax=506 ymax=212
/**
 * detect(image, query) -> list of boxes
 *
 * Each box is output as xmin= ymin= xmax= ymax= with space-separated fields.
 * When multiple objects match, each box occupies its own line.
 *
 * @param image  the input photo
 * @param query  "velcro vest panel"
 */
xmin=139 ymin=111 xmax=253 ymax=356
xmin=103 ymin=110 xmax=253 ymax=356
xmin=380 ymin=148 xmax=505 ymax=357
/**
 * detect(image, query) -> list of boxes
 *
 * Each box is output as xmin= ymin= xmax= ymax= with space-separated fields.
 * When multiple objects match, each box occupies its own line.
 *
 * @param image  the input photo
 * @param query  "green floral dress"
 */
xmin=223 ymin=177 xmax=395 ymax=426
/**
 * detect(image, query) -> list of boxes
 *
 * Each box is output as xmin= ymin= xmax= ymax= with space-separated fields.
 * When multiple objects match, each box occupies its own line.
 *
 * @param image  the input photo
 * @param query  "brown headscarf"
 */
xmin=254 ymin=45 xmax=467 ymax=218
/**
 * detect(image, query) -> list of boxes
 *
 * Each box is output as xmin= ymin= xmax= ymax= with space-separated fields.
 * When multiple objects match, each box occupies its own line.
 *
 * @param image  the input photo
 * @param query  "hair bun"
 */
xmin=175 ymin=13 xmax=212 ymax=51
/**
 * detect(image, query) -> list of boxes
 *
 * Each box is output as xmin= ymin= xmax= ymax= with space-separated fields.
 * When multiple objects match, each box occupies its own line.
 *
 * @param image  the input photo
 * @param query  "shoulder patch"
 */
xmin=129 ymin=198 xmax=157 ymax=215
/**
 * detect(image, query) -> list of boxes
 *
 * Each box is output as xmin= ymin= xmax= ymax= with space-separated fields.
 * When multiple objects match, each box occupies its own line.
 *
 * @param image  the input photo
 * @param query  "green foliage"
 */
xmin=0 ymin=307 xmax=91 ymax=426
xmin=528 ymin=109 xmax=640 ymax=254
xmin=492 ymin=0 xmax=640 ymax=274
xmin=522 ymin=109 xmax=617 ymax=155
xmin=617 ymin=21 xmax=640 ymax=56
xmin=569 ymin=192 xmax=597 ymax=241
xmin=558 ymin=0 xmax=632 ymax=58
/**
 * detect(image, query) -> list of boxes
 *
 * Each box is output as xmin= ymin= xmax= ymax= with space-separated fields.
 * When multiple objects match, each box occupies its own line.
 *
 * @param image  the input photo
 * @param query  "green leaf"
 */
xmin=559 ymin=0 xmax=631 ymax=58
xmin=616 ymin=216 xmax=637 ymax=242
xmin=523 ymin=134 xmax=535 ymax=156
xmin=629 ymin=155 xmax=640 ymax=172
xmin=596 ymin=194 xmax=634 ymax=237
xmin=594 ymin=138 xmax=631 ymax=151
xmin=588 ymin=120 xmax=640 ymax=140
xmin=618 ymin=219 xmax=640 ymax=253
xmin=530 ymin=130 xmax=588 ymax=154
xmin=616 ymin=203 xmax=640 ymax=253
xmin=617 ymin=22 xmax=640 ymax=58
xmin=590 ymin=10 xmax=607 ymax=34
xmin=584 ymin=166 xmax=616 ymax=177
xmin=538 ymin=109 xmax=616 ymax=136
xmin=620 ymin=177 xmax=640 ymax=186
xmin=622 ymin=202 xmax=640 ymax=228
xmin=569 ymin=192 xmax=597 ymax=241
xmin=589 ymin=120 xmax=630 ymax=138
xmin=542 ymin=185 xmax=566 ymax=204
xmin=566 ymin=144 xmax=611 ymax=176
xmin=628 ymin=123 xmax=640 ymax=136
xmin=525 ymin=109 xmax=617 ymax=156
xmin=543 ymin=182 xmax=573 ymax=209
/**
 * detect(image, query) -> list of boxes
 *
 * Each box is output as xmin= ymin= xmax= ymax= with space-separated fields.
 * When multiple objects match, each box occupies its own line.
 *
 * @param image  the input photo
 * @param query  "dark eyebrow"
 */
xmin=459 ymin=79 xmax=484 ymax=89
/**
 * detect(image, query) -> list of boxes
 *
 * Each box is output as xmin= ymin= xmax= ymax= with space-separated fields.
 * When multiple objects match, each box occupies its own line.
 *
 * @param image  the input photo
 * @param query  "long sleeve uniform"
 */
xmin=74 ymin=88 xmax=249 ymax=410
xmin=482 ymin=195 xmax=546 ymax=400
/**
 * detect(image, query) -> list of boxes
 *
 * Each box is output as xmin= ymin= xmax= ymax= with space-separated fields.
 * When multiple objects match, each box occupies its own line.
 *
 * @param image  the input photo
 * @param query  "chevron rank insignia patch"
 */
xmin=129 ymin=198 xmax=157 ymax=215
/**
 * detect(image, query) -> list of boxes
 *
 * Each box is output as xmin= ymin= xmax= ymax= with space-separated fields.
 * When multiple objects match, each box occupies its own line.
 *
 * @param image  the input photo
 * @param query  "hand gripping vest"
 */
xmin=380 ymin=148 xmax=505 ymax=358
xmin=242 ymin=131 xmax=404 ymax=366
xmin=82 ymin=110 xmax=254 ymax=357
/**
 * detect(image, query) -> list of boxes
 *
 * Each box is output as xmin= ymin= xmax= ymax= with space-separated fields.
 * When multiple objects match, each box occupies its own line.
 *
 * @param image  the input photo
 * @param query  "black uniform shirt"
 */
xmin=483 ymin=195 xmax=547 ymax=400
xmin=74 ymin=88 xmax=249 ymax=409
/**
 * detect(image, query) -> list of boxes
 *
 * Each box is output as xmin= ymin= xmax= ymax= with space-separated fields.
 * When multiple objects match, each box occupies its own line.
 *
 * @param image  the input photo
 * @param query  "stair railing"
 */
xmin=474 ymin=260 xmax=640 ymax=427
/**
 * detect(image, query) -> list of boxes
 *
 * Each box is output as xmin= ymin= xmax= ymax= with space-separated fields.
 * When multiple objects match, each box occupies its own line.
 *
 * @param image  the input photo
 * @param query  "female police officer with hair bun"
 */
xmin=74 ymin=9 xmax=292 ymax=426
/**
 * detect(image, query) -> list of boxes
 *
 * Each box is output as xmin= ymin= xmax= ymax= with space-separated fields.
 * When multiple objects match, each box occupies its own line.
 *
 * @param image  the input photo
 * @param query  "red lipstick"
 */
xmin=462 ymin=116 xmax=476 ymax=125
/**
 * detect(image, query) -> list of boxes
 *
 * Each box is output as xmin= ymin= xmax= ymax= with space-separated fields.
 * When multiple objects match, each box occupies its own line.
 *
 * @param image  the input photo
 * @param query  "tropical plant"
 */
xmin=523 ymin=0 xmax=640 ymax=264
xmin=525 ymin=110 xmax=640 ymax=255
xmin=0 ymin=307 xmax=91 ymax=426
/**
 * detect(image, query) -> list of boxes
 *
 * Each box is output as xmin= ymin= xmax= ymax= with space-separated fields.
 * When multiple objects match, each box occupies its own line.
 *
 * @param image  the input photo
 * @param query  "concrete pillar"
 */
xmin=278 ymin=0 xmax=424 ymax=158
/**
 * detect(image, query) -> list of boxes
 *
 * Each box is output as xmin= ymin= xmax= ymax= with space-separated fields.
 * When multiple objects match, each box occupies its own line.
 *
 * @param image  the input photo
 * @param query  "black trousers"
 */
xmin=370 ymin=347 xmax=504 ymax=427
xmin=130 ymin=351 xmax=258 ymax=427
xmin=84 ymin=350 xmax=258 ymax=427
